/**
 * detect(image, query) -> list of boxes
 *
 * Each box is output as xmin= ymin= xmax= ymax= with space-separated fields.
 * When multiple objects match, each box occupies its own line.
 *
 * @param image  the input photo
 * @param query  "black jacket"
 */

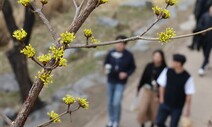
xmin=104 ymin=49 xmax=136 ymax=84
xmin=194 ymin=0 xmax=212 ymax=22
xmin=137 ymin=63 xmax=166 ymax=92
xmin=194 ymin=12 xmax=212 ymax=47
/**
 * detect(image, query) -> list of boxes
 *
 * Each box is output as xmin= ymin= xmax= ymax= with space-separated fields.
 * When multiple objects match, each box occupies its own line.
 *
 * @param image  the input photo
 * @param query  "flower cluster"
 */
xmin=37 ymin=54 xmax=52 ymax=65
xmin=100 ymin=0 xmax=109 ymax=4
xmin=59 ymin=32 xmax=75 ymax=45
xmin=84 ymin=29 xmax=93 ymax=38
xmin=77 ymin=98 xmax=89 ymax=109
xmin=165 ymin=0 xmax=177 ymax=6
xmin=18 ymin=0 xmax=30 ymax=6
xmin=41 ymin=0 xmax=48 ymax=5
xmin=13 ymin=29 xmax=27 ymax=41
xmin=21 ymin=44 xmax=36 ymax=58
xmin=59 ymin=58 xmax=67 ymax=67
xmin=162 ymin=9 xmax=171 ymax=19
xmin=90 ymin=36 xmax=100 ymax=44
xmin=47 ymin=111 xmax=61 ymax=123
xmin=36 ymin=69 xmax=53 ymax=86
xmin=152 ymin=6 xmax=171 ymax=19
xmin=49 ymin=45 xmax=64 ymax=60
xmin=158 ymin=28 xmax=176 ymax=43
xmin=62 ymin=95 xmax=75 ymax=105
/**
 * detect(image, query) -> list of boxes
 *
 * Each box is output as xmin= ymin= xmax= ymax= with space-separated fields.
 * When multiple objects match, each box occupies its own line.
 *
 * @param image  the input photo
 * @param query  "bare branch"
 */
xmin=140 ymin=18 xmax=160 ymax=36
xmin=31 ymin=57 xmax=45 ymax=68
xmin=72 ymin=0 xmax=86 ymax=24
xmin=0 ymin=111 xmax=12 ymax=125
xmin=30 ymin=3 xmax=58 ymax=41
xmin=67 ymin=27 xmax=212 ymax=49
xmin=68 ymin=0 xmax=99 ymax=33
xmin=37 ymin=106 xmax=80 ymax=127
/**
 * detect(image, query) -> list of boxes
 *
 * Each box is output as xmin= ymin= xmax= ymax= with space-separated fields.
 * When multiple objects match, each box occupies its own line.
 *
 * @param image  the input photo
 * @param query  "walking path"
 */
xmin=83 ymin=11 xmax=212 ymax=127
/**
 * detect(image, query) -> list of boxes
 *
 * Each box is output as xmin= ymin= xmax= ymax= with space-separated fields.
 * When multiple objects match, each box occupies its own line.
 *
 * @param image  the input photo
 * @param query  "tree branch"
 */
xmin=37 ymin=106 xmax=80 ymax=127
xmin=0 ymin=112 xmax=12 ymax=125
xmin=68 ymin=0 xmax=98 ymax=33
xmin=30 ymin=3 xmax=58 ymax=41
xmin=67 ymin=27 xmax=212 ymax=49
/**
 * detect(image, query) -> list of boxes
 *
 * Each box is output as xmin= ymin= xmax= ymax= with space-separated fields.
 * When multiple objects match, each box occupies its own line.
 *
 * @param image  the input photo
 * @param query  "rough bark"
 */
xmin=2 ymin=0 xmax=44 ymax=110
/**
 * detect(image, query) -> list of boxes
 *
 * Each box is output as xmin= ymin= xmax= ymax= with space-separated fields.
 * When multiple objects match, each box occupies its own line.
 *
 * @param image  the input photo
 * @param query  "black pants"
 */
xmin=201 ymin=44 xmax=212 ymax=69
xmin=156 ymin=104 xmax=183 ymax=127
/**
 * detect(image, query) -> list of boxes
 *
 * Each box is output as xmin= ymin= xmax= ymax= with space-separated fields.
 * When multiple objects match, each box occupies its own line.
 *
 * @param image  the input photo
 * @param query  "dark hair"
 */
xmin=116 ymin=35 xmax=128 ymax=45
xmin=173 ymin=54 xmax=187 ymax=65
xmin=153 ymin=49 xmax=167 ymax=67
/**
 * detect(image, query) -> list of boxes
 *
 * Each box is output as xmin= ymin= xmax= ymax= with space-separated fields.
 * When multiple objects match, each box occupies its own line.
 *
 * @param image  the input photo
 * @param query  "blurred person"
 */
xmin=137 ymin=50 xmax=167 ymax=127
xmin=194 ymin=5 xmax=212 ymax=76
xmin=104 ymin=35 xmax=136 ymax=127
xmin=188 ymin=0 xmax=212 ymax=50
xmin=156 ymin=54 xmax=195 ymax=127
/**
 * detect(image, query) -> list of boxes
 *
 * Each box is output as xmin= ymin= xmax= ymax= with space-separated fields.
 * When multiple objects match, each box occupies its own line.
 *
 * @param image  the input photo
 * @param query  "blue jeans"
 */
xmin=107 ymin=82 xmax=125 ymax=124
xmin=156 ymin=103 xmax=183 ymax=127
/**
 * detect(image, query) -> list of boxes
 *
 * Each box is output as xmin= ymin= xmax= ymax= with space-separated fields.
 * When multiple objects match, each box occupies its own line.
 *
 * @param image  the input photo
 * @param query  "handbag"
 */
xmin=181 ymin=117 xmax=193 ymax=127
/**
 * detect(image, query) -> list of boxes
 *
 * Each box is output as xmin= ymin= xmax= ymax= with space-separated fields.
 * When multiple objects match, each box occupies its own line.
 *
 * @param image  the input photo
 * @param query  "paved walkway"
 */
xmin=84 ymin=11 xmax=212 ymax=127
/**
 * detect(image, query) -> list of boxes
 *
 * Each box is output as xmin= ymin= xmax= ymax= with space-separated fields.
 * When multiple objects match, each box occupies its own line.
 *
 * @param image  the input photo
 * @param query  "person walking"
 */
xmin=137 ymin=50 xmax=167 ymax=127
xmin=104 ymin=35 xmax=136 ymax=127
xmin=188 ymin=0 xmax=212 ymax=50
xmin=194 ymin=5 xmax=212 ymax=76
xmin=156 ymin=54 xmax=195 ymax=127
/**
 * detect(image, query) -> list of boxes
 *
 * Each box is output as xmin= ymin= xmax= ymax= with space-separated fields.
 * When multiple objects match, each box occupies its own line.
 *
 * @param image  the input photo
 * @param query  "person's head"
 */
xmin=115 ymin=35 xmax=128 ymax=52
xmin=152 ymin=49 xmax=167 ymax=67
xmin=171 ymin=54 xmax=187 ymax=69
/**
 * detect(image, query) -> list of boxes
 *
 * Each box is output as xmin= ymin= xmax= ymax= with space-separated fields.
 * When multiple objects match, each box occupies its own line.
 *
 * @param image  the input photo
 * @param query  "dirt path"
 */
xmin=83 ymin=4 xmax=212 ymax=127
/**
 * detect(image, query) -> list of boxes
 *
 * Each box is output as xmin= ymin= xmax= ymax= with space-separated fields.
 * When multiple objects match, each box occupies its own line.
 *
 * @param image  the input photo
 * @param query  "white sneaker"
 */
xmin=106 ymin=121 xmax=113 ymax=127
xmin=198 ymin=69 xmax=205 ymax=76
xmin=112 ymin=122 xmax=119 ymax=127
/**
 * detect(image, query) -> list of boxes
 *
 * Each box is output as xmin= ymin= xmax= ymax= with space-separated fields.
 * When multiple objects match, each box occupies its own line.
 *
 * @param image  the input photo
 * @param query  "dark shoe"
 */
xmin=188 ymin=45 xmax=194 ymax=50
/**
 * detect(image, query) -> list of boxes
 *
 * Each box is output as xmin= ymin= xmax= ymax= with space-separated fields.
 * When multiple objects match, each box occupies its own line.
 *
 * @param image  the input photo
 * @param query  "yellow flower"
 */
xmin=60 ymin=32 xmax=75 ymax=45
xmin=90 ymin=36 xmax=100 ymax=44
xmin=36 ymin=69 xmax=53 ymax=86
xmin=84 ymin=29 xmax=93 ymax=38
xmin=13 ymin=29 xmax=27 ymax=41
xmin=20 ymin=44 xmax=36 ymax=58
xmin=162 ymin=9 xmax=171 ymax=19
xmin=18 ymin=0 xmax=30 ymax=6
xmin=41 ymin=0 xmax=48 ymax=5
xmin=49 ymin=45 xmax=64 ymax=60
xmin=59 ymin=58 xmax=67 ymax=67
xmin=100 ymin=0 xmax=109 ymax=4
xmin=152 ymin=6 xmax=162 ymax=16
xmin=77 ymin=98 xmax=89 ymax=109
xmin=47 ymin=111 xmax=61 ymax=123
xmin=62 ymin=95 xmax=75 ymax=105
xmin=37 ymin=54 xmax=52 ymax=65
xmin=165 ymin=0 xmax=177 ymax=6
xmin=158 ymin=28 xmax=176 ymax=43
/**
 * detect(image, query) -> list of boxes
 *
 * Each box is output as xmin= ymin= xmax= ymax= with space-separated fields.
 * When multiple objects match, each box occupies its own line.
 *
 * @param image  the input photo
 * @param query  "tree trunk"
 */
xmin=2 ymin=0 xmax=44 ymax=111
xmin=6 ymin=45 xmax=44 ymax=110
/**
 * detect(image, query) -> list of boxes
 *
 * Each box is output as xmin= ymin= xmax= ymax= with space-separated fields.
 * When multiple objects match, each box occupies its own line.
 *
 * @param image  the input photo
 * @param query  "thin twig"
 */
xmin=72 ymin=0 xmax=86 ymax=23
xmin=0 ymin=112 xmax=12 ymax=125
xmin=37 ymin=106 xmax=80 ymax=127
xmin=140 ymin=18 xmax=160 ymax=36
xmin=30 ymin=3 xmax=58 ymax=41
xmin=67 ymin=27 xmax=212 ymax=49
xmin=31 ymin=57 xmax=45 ymax=68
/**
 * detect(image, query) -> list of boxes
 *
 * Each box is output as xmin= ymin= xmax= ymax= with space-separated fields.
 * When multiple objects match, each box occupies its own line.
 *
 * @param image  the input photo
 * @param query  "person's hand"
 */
xmin=184 ymin=109 xmax=190 ymax=117
xmin=159 ymin=97 xmax=164 ymax=104
xmin=119 ymin=72 xmax=128 ymax=80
